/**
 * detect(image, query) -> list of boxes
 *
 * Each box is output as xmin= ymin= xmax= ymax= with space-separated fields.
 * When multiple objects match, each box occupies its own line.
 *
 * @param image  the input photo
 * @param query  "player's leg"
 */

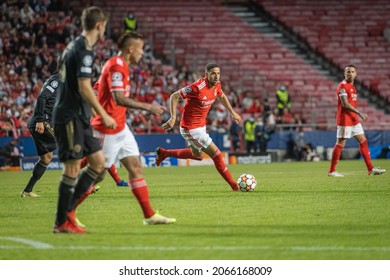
xmin=67 ymin=126 xmax=106 ymax=213
xmin=22 ymin=152 xmax=52 ymax=197
xmin=155 ymin=147 xmax=203 ymax=166
xmin=354 ymin=133 xmax=385 ymax=175
xmin=155 ymin=127 xmax=206 ymax=166
xmin=79 ymin=156 xmax=88 ymax=169
xmin=22 ymin=129 xmax=56 ymax=197
xmin=120 ymin=127 xmax=175 ymax=224
xmin=53 ymin=121 xmax=99 ymax=233
xmin=328 ymin=126 xmax=349 ymax=176
xmin=121 ymin=155 xmax=176 ymax=225
xmin=107 ymin=164 xmax=128 ymax=186
xmin=202 ymin=142 xmax=239 ymax=191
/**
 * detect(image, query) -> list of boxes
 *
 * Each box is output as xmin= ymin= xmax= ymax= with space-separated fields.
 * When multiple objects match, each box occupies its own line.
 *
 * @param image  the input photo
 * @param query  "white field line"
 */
xmin=1 ymin=237 xmax=390 ymax=252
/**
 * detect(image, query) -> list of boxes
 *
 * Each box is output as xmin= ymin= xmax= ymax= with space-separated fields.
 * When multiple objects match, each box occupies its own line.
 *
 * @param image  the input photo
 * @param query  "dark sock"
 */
xmin=23 ymin=161 xmax=48 ymax=192
xmin=55 ymin=175 xmax=76 ymax=226
xmin=68 ymin=167 xmax=100 ymax=211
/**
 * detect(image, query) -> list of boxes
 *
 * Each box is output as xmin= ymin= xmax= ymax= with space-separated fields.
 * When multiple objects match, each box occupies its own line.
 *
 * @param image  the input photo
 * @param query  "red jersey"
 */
xmin=91 ymin=56 xmax=130 ymax=134
xmin=336 ymin=80 xmax=359 ymax=126
xmin=179 ymin=77 xmax=223 ymax=129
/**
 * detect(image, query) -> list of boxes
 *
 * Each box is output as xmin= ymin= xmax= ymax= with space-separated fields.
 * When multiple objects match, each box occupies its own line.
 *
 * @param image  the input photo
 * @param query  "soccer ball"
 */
xmin=237 ymin=174 xmax=256 ymax=192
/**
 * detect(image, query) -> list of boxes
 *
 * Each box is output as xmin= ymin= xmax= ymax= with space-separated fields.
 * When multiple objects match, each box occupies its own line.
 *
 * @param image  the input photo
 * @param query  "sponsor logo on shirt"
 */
xmin=201 ymin=99 xmax=215 ymax=107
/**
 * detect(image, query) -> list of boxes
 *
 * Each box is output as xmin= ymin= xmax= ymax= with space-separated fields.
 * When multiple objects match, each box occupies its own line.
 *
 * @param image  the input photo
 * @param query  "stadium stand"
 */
xmin=259 ymin=0 xmax=390 ymax=104
xmin=93 ymin=0 xmax=390 ymax=130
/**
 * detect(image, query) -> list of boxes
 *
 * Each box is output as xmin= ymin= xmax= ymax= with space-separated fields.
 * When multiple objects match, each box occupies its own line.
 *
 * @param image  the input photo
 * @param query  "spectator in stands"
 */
xmin=0 ymin=138 xmax=20 ymax=166
xmin=229 ymin=120 xmax=242 ymax=152
xmin=176 ymin=64 xmax=193 ymax=85
xmin=255 ymin=117 xmax=271 ymax=154
xmin=124 ymin=11 xmax=137 ymax=33
xmin=244 ymin=116 xmax=256 ymax=154
xmin=280 ymin=107 xmax=294 ymax=130
xmin=262 ymin=97 xmax=272 ymax=123
xmin=328 ymin=64 xmax=385 ymax=177
xmin=276 ymin=84 xmax=291 ymax=116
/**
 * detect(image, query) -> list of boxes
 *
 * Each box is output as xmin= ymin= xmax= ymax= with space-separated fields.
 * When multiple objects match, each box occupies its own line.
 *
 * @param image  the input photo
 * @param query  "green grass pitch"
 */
xmin=0 ymin=159 xmax=389 ymax=260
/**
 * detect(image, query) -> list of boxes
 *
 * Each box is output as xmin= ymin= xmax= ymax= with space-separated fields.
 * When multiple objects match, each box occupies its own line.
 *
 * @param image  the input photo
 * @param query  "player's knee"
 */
xmin=88 ymin=160 xmax=105 ymax=173
xmin=40 ymin=153 xmax=52 ymax=164
xmin=95 ymin=169 xmax=106 ymax=184
xmin=192 ymin=149 xmax=204 ymax=160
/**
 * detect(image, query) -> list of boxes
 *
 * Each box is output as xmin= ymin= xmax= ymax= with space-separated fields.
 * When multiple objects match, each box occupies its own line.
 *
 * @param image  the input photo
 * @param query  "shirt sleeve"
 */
xmin=77 ymin=49 xmax=94 ymax=78
xmin=338 ymin=84 xmax=348 ymax=97
xmin=35 ymin=78 xmax=59 ymax=122
xmin=179 ymin=83 xmax=198 ymax=99
xmin=107 ymin=65 xmax=126 ymax=93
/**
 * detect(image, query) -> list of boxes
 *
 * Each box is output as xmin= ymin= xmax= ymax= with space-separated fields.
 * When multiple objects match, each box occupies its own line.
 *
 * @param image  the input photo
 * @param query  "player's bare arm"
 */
xmin=112 ymin=91 xmax=166 ymax=115
xmin=79 ymin=78 xmax=117 ymax=129
xmin=339 ymin=95 xmax=368 ymax=121
xmin=217 ymin=94 xmax=242 ymax=124
xmin=162 ymin=91 xmax=181 ymax=131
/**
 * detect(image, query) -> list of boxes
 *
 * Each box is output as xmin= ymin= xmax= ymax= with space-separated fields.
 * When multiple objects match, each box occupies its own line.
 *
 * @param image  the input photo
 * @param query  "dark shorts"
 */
xmin=29 ymin=123 xmax=57 ymax=156
xmin=54 ymin=118 xmax=101 ymax=162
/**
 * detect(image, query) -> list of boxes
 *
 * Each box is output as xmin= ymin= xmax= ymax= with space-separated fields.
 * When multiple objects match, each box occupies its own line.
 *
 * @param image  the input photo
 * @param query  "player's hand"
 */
xmin=231 ymin=112 xmax=242 ymax=124
xmin=359 ymin=112 xmax=368 ymax=121
xmin=102 ymin=114 xmax=117 ymax=129
xmin=150 ymin=104 xmax=166 ymax=116
xmin=35 ymin=122 xmax=45 ymax=134
xmin=162 ymin=117 xmax=175 ymax=131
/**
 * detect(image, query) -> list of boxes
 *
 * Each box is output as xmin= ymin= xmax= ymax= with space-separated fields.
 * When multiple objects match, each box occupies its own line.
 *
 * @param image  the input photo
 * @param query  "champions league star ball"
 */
xmin=237 ymin=174 xmax=257 ymax=192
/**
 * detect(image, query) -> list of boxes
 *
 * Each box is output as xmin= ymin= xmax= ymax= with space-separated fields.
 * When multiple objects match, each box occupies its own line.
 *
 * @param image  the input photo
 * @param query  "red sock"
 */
xmin=211 ymin=150 xmax=239 ymax=191
xmin=108 ymin=164 xmax=121 ymax=183
xmin=165 ymin=148 xmax=202 ymax=160
xmin=80 ymin=157 xmax=88 ymax=169
xmin=130 ymin=178 xmax=154 ymax=218
xmin=329 ymin=143 xmax=343 ymax=173
xmin=359 ymin=140 xmax=374 ymax=172
xmin=75 ymin=184 xmax=95 ymax=209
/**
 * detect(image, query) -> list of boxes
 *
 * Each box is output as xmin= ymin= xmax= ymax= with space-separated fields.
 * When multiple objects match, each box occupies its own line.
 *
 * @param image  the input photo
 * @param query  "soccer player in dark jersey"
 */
xmin=20 ymin=74 xmax=60 ymax=198
xmin=156 ymin=63 xmax=242 ymax=191
xmin=52 ymin=6 xmax=117 ymax=234
xmin=328 ymin=65 xmax=385 ymax=177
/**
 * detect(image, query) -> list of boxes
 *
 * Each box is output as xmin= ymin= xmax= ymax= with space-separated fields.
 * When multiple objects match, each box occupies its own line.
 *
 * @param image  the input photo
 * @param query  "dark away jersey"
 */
xmin=54 ymin=36 xmax=95 ymax=127
xmin=28 ymin=74 xmax=60 ymax=128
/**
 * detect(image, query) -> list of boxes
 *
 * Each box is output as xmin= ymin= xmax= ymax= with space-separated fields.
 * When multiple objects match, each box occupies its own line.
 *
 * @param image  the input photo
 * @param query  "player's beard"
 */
xmin=208 ymin=78 xmax=218 ymax=86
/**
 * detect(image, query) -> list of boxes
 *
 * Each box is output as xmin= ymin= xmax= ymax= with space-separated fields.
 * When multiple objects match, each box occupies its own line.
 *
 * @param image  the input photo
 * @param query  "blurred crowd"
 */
xmin=0 ymin=1 xmax=305 ymax=154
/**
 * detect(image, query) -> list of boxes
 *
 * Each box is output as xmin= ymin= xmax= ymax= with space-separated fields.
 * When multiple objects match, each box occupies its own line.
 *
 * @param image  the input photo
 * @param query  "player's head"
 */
xmin=117 ymin=32 xmax=144 ymax=64
xmin=344 ymin=64 xmax=357 ymax=82
xmin=205 ymin=63 xmax=220 ymax=86
xmin=81 ymin=6 xmax=108 ymax=42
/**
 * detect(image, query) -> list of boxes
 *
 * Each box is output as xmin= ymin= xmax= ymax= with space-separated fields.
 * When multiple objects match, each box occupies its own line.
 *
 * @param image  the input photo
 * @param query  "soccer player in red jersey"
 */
xmin=156 ymin=63 xmax=242 ymax=191
xmin=328 ymin=65 xmax=385 ymax=177
xmin=88 ymin=32 xmax=175 ymax=225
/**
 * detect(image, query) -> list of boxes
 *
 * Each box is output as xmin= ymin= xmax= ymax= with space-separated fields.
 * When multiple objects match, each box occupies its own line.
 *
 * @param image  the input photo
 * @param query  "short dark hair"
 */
xmin=81 ymin=6 xmax=109 ymax=31
xmin=345 ymin=64 xmax=357 ymax=71
xmin=117 ymin=31 xmax=144 ymax=50
xmin=205 ymin=63 xmax=220 ymax=73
